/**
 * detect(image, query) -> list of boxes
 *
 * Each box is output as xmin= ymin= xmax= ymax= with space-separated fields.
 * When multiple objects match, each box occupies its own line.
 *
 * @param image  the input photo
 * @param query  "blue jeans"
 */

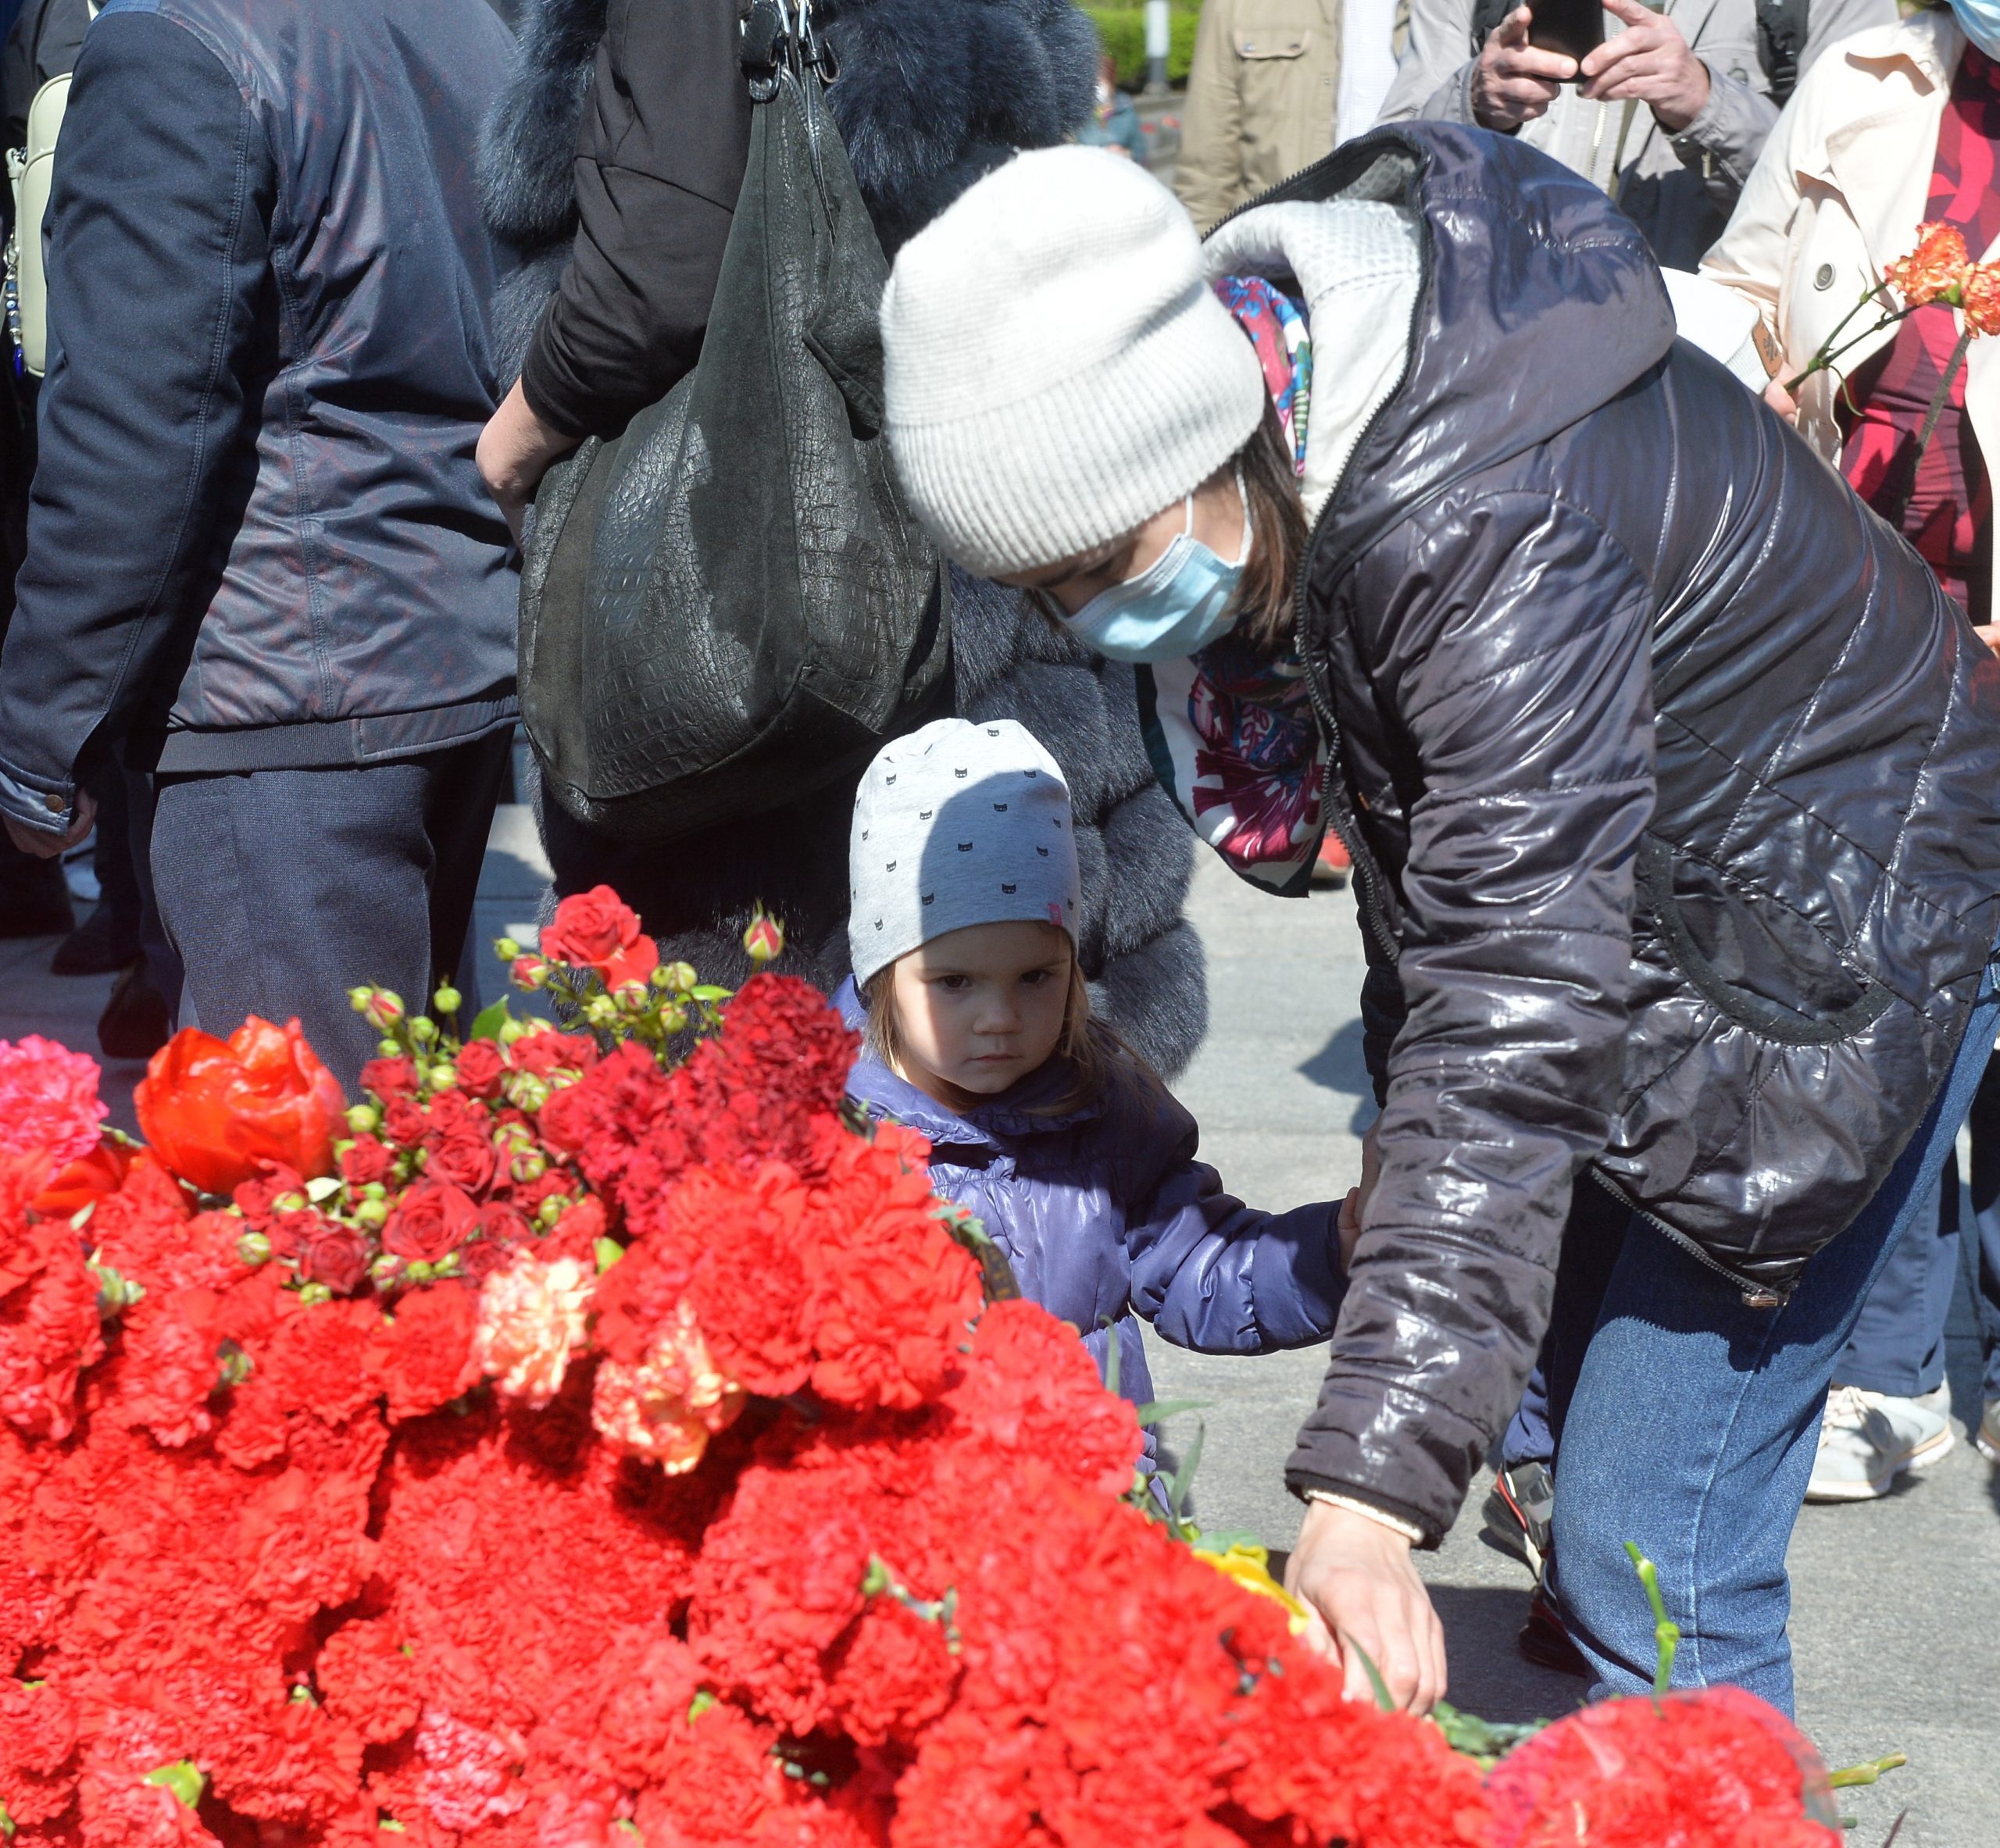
xmin=1528 ymin=956 xmax=2000 ymax=1714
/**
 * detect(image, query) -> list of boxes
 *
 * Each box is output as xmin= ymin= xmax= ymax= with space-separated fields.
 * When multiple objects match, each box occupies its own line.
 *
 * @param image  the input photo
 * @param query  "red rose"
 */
xmin=461 ymin=1202 xmax=534 ymax=1279
xmin=360 ymin=1056 xmax=420 ymax=1102
xmin=30 ymin=1134 xmax=135 ymax=1219
xmin=540 ymin=885 xmax=659 ymax=990
xmin=135 ymin=1017 xmax=344 ymax=1195
xmin=507 ymin=1030 xmax=600 ymax=1079
xmin=427 ymin=1131 xmax=498 ymax=1196
xmin=340 ymin=1134 xmax=396 ymax=1189
xmin=381 ymin=1095 xmax=429 ymax=1150
xmin=301 ymin=1220 xmax=372 ymax=1294
xmin=383 ymin=1181 xmax=480 ymax=1265
xmin=453 ymin=1040 xmax=505 ymax=1099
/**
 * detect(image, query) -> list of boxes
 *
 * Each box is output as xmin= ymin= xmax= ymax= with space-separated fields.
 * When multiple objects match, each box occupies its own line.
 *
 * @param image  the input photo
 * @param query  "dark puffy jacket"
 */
xmin=837 ymin=980 xmax=1345 ymax=1425
xmin=0 ymin=0 xmax=517 ymax=831
xmin=1277 ymin=124 xmax=2000 ymax=1542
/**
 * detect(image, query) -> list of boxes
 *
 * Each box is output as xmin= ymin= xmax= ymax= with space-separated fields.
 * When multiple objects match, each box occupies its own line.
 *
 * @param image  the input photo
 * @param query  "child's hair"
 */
xmin=862 ymin=947 xmax=1161 ymax=1118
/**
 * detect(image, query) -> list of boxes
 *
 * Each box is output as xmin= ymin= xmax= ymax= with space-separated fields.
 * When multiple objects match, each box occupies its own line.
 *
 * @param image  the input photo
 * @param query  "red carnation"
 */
xmin=116 ymin=1287 xmax=226 ymax=1447
xmin=370 ymin=1283 xmax=481 ymax=1422
xmin=1487 ymin=1685 xmax=1841 ymax=1848
xmin=0 ymin=1218 xmax=105 ymax=1440
xmin=316 ymin=1617 xmax=421 ymax=1745
xmin=384 ymin=1180 xmax=480 ymax=1266
xmin=541 ymin=884 xmax=659 ymax=990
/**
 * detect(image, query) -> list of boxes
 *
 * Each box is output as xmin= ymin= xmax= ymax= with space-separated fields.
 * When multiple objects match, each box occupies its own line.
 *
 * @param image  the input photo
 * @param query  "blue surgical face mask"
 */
xmin=1953 ymin=0 xmax=2000 ymax=59
xmin=1062 ymin=469 xmax=1249 ymax=665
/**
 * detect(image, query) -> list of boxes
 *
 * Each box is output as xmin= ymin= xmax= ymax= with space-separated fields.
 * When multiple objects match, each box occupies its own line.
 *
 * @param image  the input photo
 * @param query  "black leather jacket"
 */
xmin=1280 ymin=125 xmax=2000 ymax=1543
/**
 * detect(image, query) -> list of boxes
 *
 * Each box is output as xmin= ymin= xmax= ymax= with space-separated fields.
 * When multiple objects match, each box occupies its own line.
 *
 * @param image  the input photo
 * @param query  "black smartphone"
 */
xmin=1525 ymin=0 xmax=1605 ymax=66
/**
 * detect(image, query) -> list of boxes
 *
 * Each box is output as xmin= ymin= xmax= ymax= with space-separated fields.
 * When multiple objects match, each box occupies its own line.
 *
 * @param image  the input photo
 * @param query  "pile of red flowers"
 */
xmin=0 ymin=890 xmax=1845 ymax=1846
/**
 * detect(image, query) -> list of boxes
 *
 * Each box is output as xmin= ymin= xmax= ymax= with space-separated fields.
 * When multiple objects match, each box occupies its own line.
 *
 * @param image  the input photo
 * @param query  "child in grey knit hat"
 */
xmin=837 ymin=715 xmax=1350 ymax=1448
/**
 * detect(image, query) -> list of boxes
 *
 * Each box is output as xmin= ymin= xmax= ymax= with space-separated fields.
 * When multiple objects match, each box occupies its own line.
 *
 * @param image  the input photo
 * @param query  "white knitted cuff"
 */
xmin=1305 ymin=1489 xmax=1426 ymax=1545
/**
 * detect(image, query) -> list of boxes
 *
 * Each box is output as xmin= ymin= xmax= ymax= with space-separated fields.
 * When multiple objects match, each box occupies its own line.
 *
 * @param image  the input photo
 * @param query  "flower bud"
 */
xmin=409 ymin=1016 xmax=439 ymax=1047
xmin=348 ymin=986 xmax=375 ymax=1014
xmin=510 ymin=1151 xmax=548 ymax=1186
xmin=345 ymin=1102 xmax=381 ymax=1136
xmin=494 ymin=936 xmax=523 ymax=962
xmin=405 ymin=1261 xmax=434 ymax=1286
xmin=273 ymin=1192 xmax=307 ymax=1215
xmin=238 ymin=1231 xmax=273 ymax=1265
xmin=427 ymin=1062 xmax=458 ymax=1092
xmin=498 ymin=1019 xmax=528 ymax=1047
xmin=660 ymin=961 xmax=698 ymax=994
xmin=378 ymin=1037 xmax=402 ymax=1058
xmin=511 ymin=953 xmax=550 ymax=991
xmin=361 ymin=990 xmax=405 ymax=1033
xmin=433 ymin=1249 xmax=462 ymax=1277
xmin=615 ymin=979 xmax=652 ymax=1010
xmin=658 ymin=1004 xmax=688 ymax=1036
xmin=361 ymin=1181 xmax=388 ymax=1202
xmin=743 ymin=912 xmax=784 ymax=965
xmin=508 ymin=1074 xmax=551 ymax=1114
xmin=433 ymin=985 xmax=462 ymax=1015
xmin=536 ymin=1194 xmax=570 ymax=1229
xmin=297 ymin=1282 xmax=334 ymax=1307
xmin=584 ymin=995 xmax=619 ymax=1029
xmin=371 ymin=1254 xmax=401 ymax=1285
xmin=353 ymin=1197 xmax=389 ymax=1230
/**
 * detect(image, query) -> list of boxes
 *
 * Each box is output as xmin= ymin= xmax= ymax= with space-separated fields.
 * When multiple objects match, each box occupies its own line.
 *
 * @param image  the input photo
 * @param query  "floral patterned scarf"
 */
xmin=1137 ymin=277 xmax=1328 ymax=895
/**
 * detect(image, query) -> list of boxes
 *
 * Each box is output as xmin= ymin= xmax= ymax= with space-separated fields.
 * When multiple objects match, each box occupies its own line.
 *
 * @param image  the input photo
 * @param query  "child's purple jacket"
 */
xmin=835 ymin=980 xmax=1345 ymax=1424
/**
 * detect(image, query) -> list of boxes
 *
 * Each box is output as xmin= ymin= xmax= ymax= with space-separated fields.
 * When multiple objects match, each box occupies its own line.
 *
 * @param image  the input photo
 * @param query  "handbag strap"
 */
xmin=739 ymin=0 xmax=837 ymax=102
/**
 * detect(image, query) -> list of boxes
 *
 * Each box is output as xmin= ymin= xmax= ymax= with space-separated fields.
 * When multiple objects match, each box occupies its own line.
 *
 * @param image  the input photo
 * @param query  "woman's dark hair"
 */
xmin=862 ymin=944 xmax=1165 ymax=1118
xmin=1230 ymin=394 xmax=1309 ymax=654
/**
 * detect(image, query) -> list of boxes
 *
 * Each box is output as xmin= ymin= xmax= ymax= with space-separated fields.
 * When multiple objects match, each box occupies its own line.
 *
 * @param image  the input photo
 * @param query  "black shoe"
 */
xmin=50 ymin=898 xmax=141 ymax=976
xmin=0 ymin=856 xmax=76 ymax=938
xmin=1480 ymin=1461 xmax=1556 ymax=1575
xmin=98 ymin=961 xmax=172 ymax=1061
xmin=1517 ymin=1586 xmax=1590 ymax=1678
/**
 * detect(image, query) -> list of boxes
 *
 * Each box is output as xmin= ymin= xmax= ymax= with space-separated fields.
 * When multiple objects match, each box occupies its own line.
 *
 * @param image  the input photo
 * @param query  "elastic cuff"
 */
xmin=1303 ymin=1488 xmax=1427 ymax=1544
xmin=517 ymin=329 xmax=601 ymax=446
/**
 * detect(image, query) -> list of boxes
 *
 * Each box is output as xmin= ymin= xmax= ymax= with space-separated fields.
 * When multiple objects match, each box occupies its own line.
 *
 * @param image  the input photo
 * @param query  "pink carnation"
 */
xmin=0 ymin=1035 xmax=108 ymax=1168
xmin=591 ymin=1300 xmax=745 ymax=1473
xmin=473 ymin=1252 xmax=593 ymax=1406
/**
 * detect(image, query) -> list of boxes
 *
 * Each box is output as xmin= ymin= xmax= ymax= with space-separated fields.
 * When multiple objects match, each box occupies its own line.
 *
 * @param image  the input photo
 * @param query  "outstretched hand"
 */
xmin=1285 ymin=1497 xmax=1448 ymax=1713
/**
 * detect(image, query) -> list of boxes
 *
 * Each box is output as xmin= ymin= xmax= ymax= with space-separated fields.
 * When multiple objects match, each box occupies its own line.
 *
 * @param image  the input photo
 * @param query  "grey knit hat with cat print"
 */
xmin=848 ymin=717 xmax=1082 ymax=988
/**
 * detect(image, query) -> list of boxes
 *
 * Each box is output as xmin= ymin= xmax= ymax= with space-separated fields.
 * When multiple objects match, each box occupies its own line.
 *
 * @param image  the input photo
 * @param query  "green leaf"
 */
xmin=1 ymin=1800 xmax=15 ymax=1839
xmin=1828 ymin=1752 xmax=1907 ymax=1789
xmin=1102 ymin=1321 xmax=1121 ymax=1400
xmin=1189 ymin=1527 xmax=1263 ymax=1557
xmin=1430 ymin=1700 xmax=1548 ymax=1762
xmin=1166 ymin=1416 xmax=1205 ymax=1539
xmin=1134 ymin=1397 xmax=1209 ymax=1428
xmin=689 ymin=985 xmax=732 ymax=1002
xmin=466 ymin=998 xmax=513 ymax=1043
xmin=143 ymin=1761 xmax=206 ymax=1810
xmin=1347 ymin=1640 xmax=1397 ymax=1714
xmin=594 ymin=1236 xmax=626 ymax=1274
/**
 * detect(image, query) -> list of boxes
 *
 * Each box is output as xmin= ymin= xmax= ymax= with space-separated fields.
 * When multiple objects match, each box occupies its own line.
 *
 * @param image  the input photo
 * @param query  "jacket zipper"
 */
xmin=1586 ymin=1168 xmax=1788 ymax=1308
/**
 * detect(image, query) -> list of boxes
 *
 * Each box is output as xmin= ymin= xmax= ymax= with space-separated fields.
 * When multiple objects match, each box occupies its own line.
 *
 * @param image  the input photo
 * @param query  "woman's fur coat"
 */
xmin=478 ymin=0 xmax=1209 ymax=1076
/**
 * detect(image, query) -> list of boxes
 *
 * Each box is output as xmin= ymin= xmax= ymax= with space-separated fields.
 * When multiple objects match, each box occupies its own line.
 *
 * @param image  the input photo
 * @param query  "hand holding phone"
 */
xmin=1470 ymin=5 xmax=1579 ymax=133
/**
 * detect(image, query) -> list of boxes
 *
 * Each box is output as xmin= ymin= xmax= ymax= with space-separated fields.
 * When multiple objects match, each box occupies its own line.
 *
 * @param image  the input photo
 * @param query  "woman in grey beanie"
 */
xmin=878 ymin=130 xmax=2000 ymax=1737
xmin=835 ymin=715 xmax=1350 ymax=1469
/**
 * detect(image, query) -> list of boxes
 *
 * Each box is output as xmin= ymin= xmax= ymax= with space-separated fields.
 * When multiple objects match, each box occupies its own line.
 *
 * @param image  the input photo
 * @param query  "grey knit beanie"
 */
xmin=848 ymin=718 xmax=1082 ymax=988
xmin=880 ymin=144 xmax=1266 ymax=578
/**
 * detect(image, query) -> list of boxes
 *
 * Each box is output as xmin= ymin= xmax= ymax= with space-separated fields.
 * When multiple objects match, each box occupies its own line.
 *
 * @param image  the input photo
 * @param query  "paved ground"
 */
xmin=6 ymin=807 xmax=1995 ymax=1843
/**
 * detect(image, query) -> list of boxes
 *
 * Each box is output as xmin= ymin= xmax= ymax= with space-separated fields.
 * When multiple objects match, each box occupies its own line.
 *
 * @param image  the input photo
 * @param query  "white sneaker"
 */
xmin=1875 ymin=1382 xmax=1955 ymax=1470
xmin=1805 ymin=1385 xmax=1916 ymax=1503
xmin=1977 ymin=1400 xmax=2000 ymax=1465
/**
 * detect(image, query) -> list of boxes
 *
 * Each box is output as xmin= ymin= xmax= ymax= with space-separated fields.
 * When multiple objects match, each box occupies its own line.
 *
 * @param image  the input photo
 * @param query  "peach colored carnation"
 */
xmin=473 ymin=1254 xmax=593 ymax=1407
xmin=0 ymin=1035 xmax=107 ymax=1168
xmin=591 ymin=1301 xmax=744 ymax=1472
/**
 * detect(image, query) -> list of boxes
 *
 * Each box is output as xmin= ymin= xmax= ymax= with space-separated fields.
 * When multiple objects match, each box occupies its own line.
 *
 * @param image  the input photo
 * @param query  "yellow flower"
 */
xmin=1195 ymin=1540 xmax=1315 ymax=1635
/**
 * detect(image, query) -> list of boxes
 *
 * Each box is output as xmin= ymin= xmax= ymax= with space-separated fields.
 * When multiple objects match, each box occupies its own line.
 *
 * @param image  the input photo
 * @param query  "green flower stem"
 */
xmin=1829 ymin=1751 xmax=1908 ymax=1789
xmin=1623 ymin=1542 xmax=1680 ymax=1697
xmin=1784 ymin=300 xmax=1923 ymax=395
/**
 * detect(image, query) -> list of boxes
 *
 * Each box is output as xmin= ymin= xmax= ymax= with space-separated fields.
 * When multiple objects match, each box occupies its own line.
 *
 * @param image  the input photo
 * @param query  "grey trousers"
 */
xmin=150 ymin=733 xmax=511 ymax=1094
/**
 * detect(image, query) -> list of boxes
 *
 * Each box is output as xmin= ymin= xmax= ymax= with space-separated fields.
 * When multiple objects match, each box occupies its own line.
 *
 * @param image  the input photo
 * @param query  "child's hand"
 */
xmin=1336 ymin=1123 xmax=1382 ymax=1271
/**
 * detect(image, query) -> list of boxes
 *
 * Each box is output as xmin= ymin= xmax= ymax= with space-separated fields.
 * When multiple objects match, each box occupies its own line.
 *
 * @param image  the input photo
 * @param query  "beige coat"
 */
xmin=1175 ymin=0 xmax=1344 ymax=230
xmin=1702 ymin=10 xmax=2000 ymax=612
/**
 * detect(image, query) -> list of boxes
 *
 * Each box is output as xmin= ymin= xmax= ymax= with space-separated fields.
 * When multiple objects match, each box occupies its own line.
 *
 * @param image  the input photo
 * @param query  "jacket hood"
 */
xmin=833 ymin=976 xmax=1106 ymax=1150
xmin=1249 ymin=123 xmax=1677 ymax=571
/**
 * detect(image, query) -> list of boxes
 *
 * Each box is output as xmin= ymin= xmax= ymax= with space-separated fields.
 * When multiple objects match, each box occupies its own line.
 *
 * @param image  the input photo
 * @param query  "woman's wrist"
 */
xmin=477 ymin=380 xmax=580 ymax=537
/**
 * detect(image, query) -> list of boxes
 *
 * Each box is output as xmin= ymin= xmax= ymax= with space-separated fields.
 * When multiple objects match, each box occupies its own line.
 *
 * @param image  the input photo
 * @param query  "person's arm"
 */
xmin=1126 ymin=1154 xmax=1347 ymax=1353
xmin=0 ymin=12 xmax=269 ymax=844
xmin=1173 ymin=0 xmax=1246 ymax=234
xmin=513 ymin=0 xmax=752 ymax=445
xmin=1377 ymin=0 xmax=1573 ymax=132
xmin=1284 ymin=494 xmax=1657 ymax=1700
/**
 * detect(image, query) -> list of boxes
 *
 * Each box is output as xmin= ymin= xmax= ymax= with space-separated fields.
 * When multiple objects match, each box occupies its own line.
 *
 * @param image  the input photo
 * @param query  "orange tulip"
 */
xmin=135 ymin=1017 xmax=345 ymax=1196
xmin=30 ymin=1136 xmax=136 ymax=1218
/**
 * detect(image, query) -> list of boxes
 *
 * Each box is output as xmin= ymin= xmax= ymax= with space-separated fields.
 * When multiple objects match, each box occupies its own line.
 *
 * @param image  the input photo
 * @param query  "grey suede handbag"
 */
xmin=517 ymin=0 xmax=948 ymax=841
